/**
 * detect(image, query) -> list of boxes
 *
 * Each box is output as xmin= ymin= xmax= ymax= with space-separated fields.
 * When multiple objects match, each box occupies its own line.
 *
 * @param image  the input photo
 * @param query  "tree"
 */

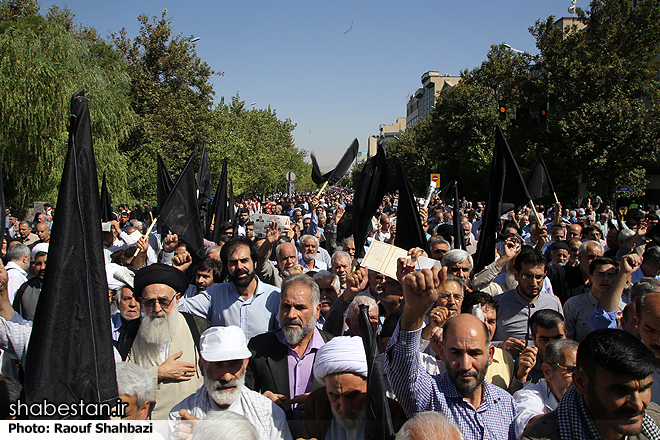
xmin=207 ymin=94 xmax=314 ymax=196
xmin=0 ymin=1 xmax=135 ymax=208
xmin=112 ymin=10 xmax=217 ymax=201
xmin=530 ymin=0 xmax=660 ymax=202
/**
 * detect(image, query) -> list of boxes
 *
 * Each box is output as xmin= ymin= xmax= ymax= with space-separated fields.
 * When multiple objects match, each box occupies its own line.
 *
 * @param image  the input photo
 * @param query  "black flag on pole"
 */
xmin=310 ymin=139 xmax=359 ymax=187
xmin=393 ymin=155 xmax=429 ymax=254
xmin=526 ymin=158 xmax=555 ymax=201
xmin=24 ymin=90 xmax=117 ymax=418
xmin=338 ymin=142 xmax=388 ymax=258
xmin=198 ymin=142 xmax=213 ymax=234
xmin=157 ymin=152 xmax=175 ymax=235
xmin=473 ymin=125 xmax=532 ymax=273
xmin=438 ymin=181 xmax=465 ymax=251
xmin=0 ymin=150 xmax=4 ymax=243
xmin=211 ymin=157 xmax=229 ymax=243
xmin=158 ymin=149 xmax=205 ymax=260
xmin=229 ymin=178 xmax=237 ymax=237
xmin=358 ymin=304 xmax=395 ymax=440
xmin=99 ymin=171 xmax=115 ymax=222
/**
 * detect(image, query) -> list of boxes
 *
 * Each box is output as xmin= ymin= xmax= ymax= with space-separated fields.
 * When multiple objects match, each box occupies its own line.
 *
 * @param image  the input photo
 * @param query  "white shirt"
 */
xmin=513 ymin=378 xmax=559 ymax=438
xmin=169 ymin=385 xmax=292 ymax=440
xmin=6 ymin=261 xmax=28 ymax=304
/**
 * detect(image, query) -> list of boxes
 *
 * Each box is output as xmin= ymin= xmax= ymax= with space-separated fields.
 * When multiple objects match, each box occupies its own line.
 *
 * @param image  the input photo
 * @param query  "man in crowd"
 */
xmin=184 ymin=259 xmax=222 ymax=298
xmin=313 ymin=271 xmax=340 ymax=328
xmin=246 ymin=274 xmax=333 ymax=435
xmin=386 ymin=262 xmax=517 ymax=439
xmin=563 ymin=256 xmax=625 ymax=342
xmin=492 ymin=248 xmax=563 ymax=353
xmin=17 ymin=221 xmax=38 ymax=246
xmin=13 ymin=248 xmax=48 ymax=320
xmin=122 ymin=263 xmax=208 ymax=419
xmin=5 ymin=244 xmax=29 ymax=304
xmin=513 ymin=339 xmax=578 ymax=438
xmin=330 ymin=251 xmax=351 ymax=290
xmin=35 ymin=222 xmax=50 ymax=244
xmin=170 ymin=326 xmax=292 ymax=440
xmin=428 ymin=236 xmax=451 ymax=261
xmin=179 ymin=236 xmax=281 ymax=341
xmin=522 ymin=329 xmax=660 ymax=440
xmin=115 ymin=362 xmax=152 ymax=420
xmin=300 ymin=336 xmax=407 ymax=440
xmin=298 ymin=235 xmax=327 ymax=272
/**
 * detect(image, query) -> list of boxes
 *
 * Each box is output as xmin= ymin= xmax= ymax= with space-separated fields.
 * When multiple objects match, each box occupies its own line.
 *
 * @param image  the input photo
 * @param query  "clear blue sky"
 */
xmin=46 ymin=0 xmax=576 ymax=169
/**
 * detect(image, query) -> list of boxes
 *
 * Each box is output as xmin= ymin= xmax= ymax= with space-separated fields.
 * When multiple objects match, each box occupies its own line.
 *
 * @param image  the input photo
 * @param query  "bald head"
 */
xmin=443 ymin=313 xmax=491 ymax=346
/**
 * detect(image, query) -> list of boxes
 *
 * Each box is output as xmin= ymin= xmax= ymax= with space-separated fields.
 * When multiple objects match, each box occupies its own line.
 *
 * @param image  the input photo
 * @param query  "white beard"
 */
xmin=330 ymin=401 xmax=366 ymax=434
xmin=139 ymin=308 xmax=180 ymax=344
xmin=205 ymin=372 xmax=245 ymax=407
xmin=281 ymin=316 xmax=317 ymax=346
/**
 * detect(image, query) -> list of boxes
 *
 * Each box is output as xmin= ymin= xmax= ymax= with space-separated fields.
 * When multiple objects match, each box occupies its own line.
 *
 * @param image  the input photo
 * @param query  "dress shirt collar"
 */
xmin=276 ymin=326 xmax=324 ymax=358
xmin=438 ymin=372 xmax=503 ymax=410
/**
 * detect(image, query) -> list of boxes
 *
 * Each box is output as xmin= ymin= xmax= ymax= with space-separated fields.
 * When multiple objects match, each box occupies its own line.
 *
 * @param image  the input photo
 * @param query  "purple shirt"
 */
xmin=275 ymin=327 xmax=326 ymax=413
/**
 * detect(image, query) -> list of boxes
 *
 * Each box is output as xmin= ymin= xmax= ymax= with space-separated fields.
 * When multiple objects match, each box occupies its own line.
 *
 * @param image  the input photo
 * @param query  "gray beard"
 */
xmin=205 ymin=373 xmax=245 ymax=407
xmin=330 ymin=401 xmax=366 ymax=433
xmin=282 ymin=316 xmax=317 ymax=346
xmin=139 ymin=308 xmax=180 ymax=344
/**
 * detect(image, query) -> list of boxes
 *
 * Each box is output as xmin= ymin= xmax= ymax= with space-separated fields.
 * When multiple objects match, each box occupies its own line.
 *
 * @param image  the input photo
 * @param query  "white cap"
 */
xmin=31 ymin=243 xmax=49 ymax=260
xmin=106 ymin=263 xmax=134 ymax=291
xmin=200 ymin=326 xmax=251 ymax=362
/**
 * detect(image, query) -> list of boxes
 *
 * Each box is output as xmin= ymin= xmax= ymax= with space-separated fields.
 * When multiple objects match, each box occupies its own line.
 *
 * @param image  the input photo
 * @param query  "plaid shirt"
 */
xmin=385 ymin=324 xmax=517 ymax=440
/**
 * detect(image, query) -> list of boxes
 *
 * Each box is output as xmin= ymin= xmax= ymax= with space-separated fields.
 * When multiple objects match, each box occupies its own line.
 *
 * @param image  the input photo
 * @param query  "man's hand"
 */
xmin=158 ymin=351 xmax=197 ymax=382
xmin=498 ymin=337 xmax=526 ymax=356
xmin=110 ymin=219 xmax=122 ymax=233
xmin=163 ymin=234 xmax=178 ymax=253
xmin=429 ymin=327 xmax=444 ymax=360
xmin=344 ymin=267 xmax=369 ymax=302
xmin=407 ymin=247 xmax=428 ymax=261
xmin=400 ymin=266 xmax=445 ymax=331
xmin=620 ymin=253 xmax=642 ymax=275
xmin=172 ymin=251 xmax=192 ymax=273
xmin=498 ymin=239 xmax=520 ymax=267
xmin=264 ymin=390 xmax=288 ymax=406
xmin=265 ymin=221 xmax=280 ymax=245
xmin=516 ymin=346 xmax=538 ymax=382
xmin=290 ymin=393 xmax=310 ymax=414
xmin=176 ymin=409 xmax=200 ymax=440
xmin=422 ymin=306 xmax=449 ymax=340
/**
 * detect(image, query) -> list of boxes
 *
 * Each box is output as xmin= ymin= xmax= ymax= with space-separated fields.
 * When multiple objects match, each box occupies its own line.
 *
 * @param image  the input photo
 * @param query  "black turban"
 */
xmin=133 ymin=263 xmax=189 ymax=298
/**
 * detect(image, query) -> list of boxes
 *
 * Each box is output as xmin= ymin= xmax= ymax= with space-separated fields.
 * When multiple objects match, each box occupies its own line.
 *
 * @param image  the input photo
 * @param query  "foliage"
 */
xmin=0 ymin=1 xmax=135 ymax=209
xmin=206 ymin=94 xmax=314 ymax=196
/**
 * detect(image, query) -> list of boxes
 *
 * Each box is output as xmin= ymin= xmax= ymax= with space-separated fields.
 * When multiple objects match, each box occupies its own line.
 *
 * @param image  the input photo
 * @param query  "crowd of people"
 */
xmin=2 ymin=187 xmax=660 ymax=440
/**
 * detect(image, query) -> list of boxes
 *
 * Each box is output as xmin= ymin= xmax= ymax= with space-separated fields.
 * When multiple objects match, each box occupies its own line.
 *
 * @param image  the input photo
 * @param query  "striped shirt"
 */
xmin=385 ymin=324 xmax=517 ymax=440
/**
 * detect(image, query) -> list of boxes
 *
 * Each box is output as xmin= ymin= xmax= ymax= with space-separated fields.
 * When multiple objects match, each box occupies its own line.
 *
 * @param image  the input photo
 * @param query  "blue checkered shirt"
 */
xmin=385 ymin=324 xmax=517 ymax=440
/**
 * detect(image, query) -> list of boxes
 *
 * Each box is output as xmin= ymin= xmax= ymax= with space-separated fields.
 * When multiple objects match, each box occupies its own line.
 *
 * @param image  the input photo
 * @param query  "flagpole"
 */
xmin=528 ymin=201 xmax=549 ymax=243
xmin=316 ymin=181 xmax=329 ymax=197
xmin=132 ymin=216 xmax=159 ymax=257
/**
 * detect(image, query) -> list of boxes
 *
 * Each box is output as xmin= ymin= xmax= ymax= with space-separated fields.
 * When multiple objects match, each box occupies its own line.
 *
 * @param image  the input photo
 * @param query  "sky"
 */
xmin=44 ymin=0 xmax=578 ymax=169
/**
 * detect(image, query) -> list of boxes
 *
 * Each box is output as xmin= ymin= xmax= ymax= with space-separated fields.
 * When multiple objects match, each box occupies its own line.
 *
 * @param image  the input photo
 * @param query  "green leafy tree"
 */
xmin=0 ymin=1 xmax=135 ymax=209
xmin=111 ymin=10 xmax=217 ymax=201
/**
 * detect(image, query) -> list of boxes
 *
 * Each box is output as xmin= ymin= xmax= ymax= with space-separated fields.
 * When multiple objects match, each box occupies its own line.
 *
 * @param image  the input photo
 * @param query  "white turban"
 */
xmin=313 ymin=336 xmax=368 ymax=381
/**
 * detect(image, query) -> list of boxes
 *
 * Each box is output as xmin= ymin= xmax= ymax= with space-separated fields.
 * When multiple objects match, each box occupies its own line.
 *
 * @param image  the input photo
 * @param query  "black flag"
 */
xmin=310 ymin=153 xmax=332 ymax=186
xmin=393 ymin=155 xmax=428 ymax=254
xmin=158 ymin=149 xmax=205 ymax=260
xmin=358 ymin=305 xmax=395 ymax=440
xmin=229 ymin=178 xmax=236 ymax=237
xmin=311 ymin=139 xmax=359 ymax=186
xmin=99 ymin=171 xmax=115 ymax=222
xmin=157 ymin=152 xmax=175 ymax=235
xmin=198 ymin=142 xmax=213 ymax=234
xmin=24 ymin=90 xmax=117 ymax=418
xmin=526 ymin=158 xmax=556 ymax=201
xmin=340 ymin=142 xmax=388 ymax=258
xmin=211 ymin=157 xmax=229 ymax=244
xmin=473 ymin=126 xmax=532 ymax=273
xmin=436 ymin=181 xmax=465 ymax=250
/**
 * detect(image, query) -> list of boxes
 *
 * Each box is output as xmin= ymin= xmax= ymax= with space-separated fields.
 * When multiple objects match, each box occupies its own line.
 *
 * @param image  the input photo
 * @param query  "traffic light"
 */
xmin=498 ymin=100 xmax=506 ymax=121
xmin=539 ymin=105 xmax=547 ymax=122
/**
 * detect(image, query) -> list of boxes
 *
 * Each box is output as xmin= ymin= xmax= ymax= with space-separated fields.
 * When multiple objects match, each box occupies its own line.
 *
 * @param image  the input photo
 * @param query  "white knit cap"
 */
xmin=313 ymin=336 xmax=367 ymax=381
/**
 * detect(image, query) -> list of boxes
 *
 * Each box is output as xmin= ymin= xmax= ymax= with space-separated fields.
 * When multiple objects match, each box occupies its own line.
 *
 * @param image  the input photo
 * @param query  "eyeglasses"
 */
xmin=437 ymin=293 xmax=463 ymax=302
xmin=520 ymin=273 xmax=544 ymax=281
xmin=140 ymin=295 xmax=177 ymax=308
xmin=551 ymin=363 xmax=578 ymax=374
